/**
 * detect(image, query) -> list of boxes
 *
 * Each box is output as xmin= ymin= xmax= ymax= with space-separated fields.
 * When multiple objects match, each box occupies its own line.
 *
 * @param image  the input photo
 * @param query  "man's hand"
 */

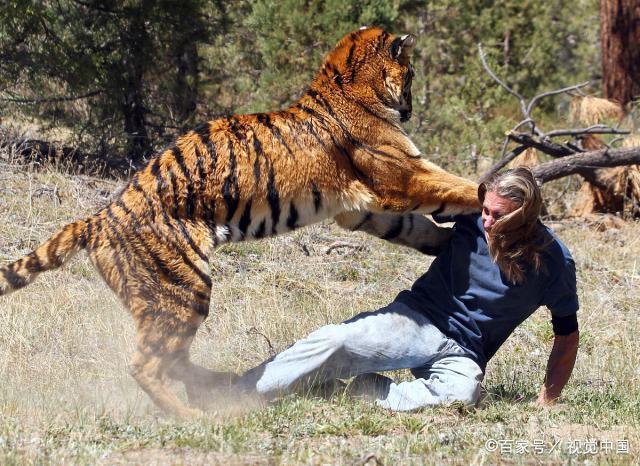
xmin=536 ymin=330 xmax=579 ymax=406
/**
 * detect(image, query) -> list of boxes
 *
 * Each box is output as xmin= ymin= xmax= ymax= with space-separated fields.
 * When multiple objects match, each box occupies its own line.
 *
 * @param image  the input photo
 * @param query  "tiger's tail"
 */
xmin=0 ymin=218 xmax=90 ymax=296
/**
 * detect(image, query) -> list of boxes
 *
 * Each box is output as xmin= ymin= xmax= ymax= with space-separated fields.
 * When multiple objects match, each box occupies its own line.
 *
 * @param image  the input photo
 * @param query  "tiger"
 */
xmin=0 ymin=27 xmax=480 ymax=418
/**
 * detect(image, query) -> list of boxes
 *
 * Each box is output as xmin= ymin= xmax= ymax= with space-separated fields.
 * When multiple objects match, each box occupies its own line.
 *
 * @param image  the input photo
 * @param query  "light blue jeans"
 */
xmin=238 ymin=302 xmax=484 ymax=411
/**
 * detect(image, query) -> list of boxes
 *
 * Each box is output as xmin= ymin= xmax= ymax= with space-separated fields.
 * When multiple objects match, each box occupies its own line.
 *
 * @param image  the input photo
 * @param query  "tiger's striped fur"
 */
xmin=0 ymin=27 xmax=479 ymax=417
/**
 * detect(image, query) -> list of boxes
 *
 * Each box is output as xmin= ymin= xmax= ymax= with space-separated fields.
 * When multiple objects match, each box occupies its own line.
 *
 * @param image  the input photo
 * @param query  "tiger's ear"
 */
xmin=390 ymin=34 xmax=416 ymax=63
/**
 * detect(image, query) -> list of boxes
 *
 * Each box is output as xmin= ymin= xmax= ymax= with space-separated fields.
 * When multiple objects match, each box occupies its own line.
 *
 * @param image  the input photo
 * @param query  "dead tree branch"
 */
xmin=478 ymin=44 xmax=592 ymax=139
xmin=0 ymin=90 xmax=103 ymax=105
xmin=478 ymin=43 xmax=528 ymax=119
xmin=477 ymin=43 xmax=636 ymax=186
xmin=507 ymin=133 xmax=575 ymax=158
xmin=246 ymin=327 xmax=276 ymax=357
xmin=0 ymin=137 xmax=135 ymax=179
xmin=532 ymin=146 xmax=640 ymax=184
xmin=545 ymin=125 xmax=630 ymax=138
xmin=325 ymin=241 xmax=367 ymax=255
xmin=525 ymin=82 xmax=590 ymax=118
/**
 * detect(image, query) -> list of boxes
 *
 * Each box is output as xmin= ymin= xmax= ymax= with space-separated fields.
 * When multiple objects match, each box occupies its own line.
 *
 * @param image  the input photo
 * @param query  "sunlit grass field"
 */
xmin=1 ymin=156 xmax=639 ymax=464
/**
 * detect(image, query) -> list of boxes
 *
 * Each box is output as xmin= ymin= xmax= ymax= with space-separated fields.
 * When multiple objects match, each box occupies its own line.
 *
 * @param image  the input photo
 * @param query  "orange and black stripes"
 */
xmin=311 ymin=182 xmax=322 ymax=213
xmin=287 ymin=202 xmax=299 ymax=230
xmin=266 ymin=166 xmax=281 ymax=235
xmin=222 ymin=138 xmax=240 ymax=222
xmin=238 ymin=199 xmax=253 ymax=239
xmin=0 ymin=27 xmax=482 ymax=417
xmin=0 ymin=219 xmax=88 ymax=295
xmin=257 ymin=113 xmax=295 ymax=158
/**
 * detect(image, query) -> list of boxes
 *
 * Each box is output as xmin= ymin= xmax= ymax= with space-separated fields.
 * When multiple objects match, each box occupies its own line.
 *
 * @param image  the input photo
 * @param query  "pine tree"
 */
xmin=0 ymin=0 xmax=226 ymax=164
xmin=600 ymin=0 xmax=640 ymax=107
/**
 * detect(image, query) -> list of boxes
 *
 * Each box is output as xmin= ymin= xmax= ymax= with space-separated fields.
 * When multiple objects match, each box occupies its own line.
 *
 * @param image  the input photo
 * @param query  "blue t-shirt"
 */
xmin=395 ymin=214 xmax=579 ymax=370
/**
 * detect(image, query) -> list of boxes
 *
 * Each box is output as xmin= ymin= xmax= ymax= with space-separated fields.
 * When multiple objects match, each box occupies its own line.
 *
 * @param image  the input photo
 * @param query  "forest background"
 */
xmin=0 ymin=0 xmax=611 ymax=175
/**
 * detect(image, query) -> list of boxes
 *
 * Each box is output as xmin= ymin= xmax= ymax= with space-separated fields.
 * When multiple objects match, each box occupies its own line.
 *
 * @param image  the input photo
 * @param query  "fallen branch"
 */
xmin=478 ymin=43 xmax=528 ymax=118
xmin=524 ymin=82 xmax=590 ymax=118
xmin=246 ymin=327 xmax=276 ymax=357
xmin=324 ymin=241 xmax=367 ymax=255
xmin=0 ymin=137 xmax=135 ymax=178
xmin=507 ymin=133 xmax=575 ymax=158
xmin=481 ymin=129 xmax=639 ymax=182
xmin=0 ymin=90 xmax=103 ymax=105
xmin=532 ymin=146 xmax=640 ymax=184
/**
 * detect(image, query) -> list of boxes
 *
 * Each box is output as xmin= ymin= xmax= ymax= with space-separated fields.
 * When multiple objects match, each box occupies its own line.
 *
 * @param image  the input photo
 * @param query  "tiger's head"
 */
xmin=312 ymin=27 xmax=416 ymax=124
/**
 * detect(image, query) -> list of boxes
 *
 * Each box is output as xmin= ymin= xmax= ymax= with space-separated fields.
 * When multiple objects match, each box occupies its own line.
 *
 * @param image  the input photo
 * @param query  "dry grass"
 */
xmin=570 ymin=96 xmax=624 ymax=126
xmin=622 ymin=134 xmax=640 ymax=149
xmin=568 ymin=99 xmax=640 ymax=219
xmin=507 ymin=147 xmax=539 ymax=169
xmin=1 ymin=157 xmax=640 ymax=464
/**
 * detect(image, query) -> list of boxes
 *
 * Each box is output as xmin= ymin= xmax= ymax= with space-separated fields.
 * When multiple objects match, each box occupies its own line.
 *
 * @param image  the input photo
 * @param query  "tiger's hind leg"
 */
xmin=86 ymin=213 xmax=226 ymax=417
xmin=126 ymin=303 xmax=197 ymax=418
xmin=126 ymin=275 xmax=230 ymax=417
xmin=130 ymin=299 xmax=238 ymax=414
xmin=136 ymin=270 xmax=238 ymax=411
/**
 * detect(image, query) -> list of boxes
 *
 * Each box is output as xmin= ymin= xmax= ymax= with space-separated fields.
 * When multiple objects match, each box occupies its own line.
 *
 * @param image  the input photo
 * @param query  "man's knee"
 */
xmin=440 ymin=358 xmax=483 ymax=406
xmin=415 ymin=355 xmax=483 ymax=407
xmin=419 ymin=374 xmax=480 ymax=407
xmin=448 ymin=380 xmax=481 ymax=406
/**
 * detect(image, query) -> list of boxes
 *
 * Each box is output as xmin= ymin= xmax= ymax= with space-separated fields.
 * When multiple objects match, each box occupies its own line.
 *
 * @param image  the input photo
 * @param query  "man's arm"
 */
xmin=537 ymin=329 xmax=579 ymax=405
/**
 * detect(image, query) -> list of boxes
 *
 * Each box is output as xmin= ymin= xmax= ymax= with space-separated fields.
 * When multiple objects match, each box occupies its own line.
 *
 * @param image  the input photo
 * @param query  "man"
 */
xmin=237 ymin=167 xmax=579 ymax=410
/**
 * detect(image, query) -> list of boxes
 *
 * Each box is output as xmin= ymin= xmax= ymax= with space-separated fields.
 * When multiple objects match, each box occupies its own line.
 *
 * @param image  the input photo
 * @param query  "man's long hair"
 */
xmin=479 ymin=167 xmax=550 ymax=284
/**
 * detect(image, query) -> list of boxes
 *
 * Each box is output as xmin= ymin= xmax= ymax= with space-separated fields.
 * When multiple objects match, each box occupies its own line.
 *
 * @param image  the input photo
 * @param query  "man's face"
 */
xmin=482 ymin=191 xmax=519 ymax=236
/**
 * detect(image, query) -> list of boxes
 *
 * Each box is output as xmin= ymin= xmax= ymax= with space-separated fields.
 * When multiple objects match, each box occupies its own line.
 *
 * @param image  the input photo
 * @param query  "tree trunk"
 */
xmin=122 ymin=82 xmax=148 ymax=167
xmin=600 ymin=0 xmax=640 ymax=107
xmin=172 ymin=39 xmax=199 ymax=126
xmin=119 ymin=7 xmax=151 ymax=166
